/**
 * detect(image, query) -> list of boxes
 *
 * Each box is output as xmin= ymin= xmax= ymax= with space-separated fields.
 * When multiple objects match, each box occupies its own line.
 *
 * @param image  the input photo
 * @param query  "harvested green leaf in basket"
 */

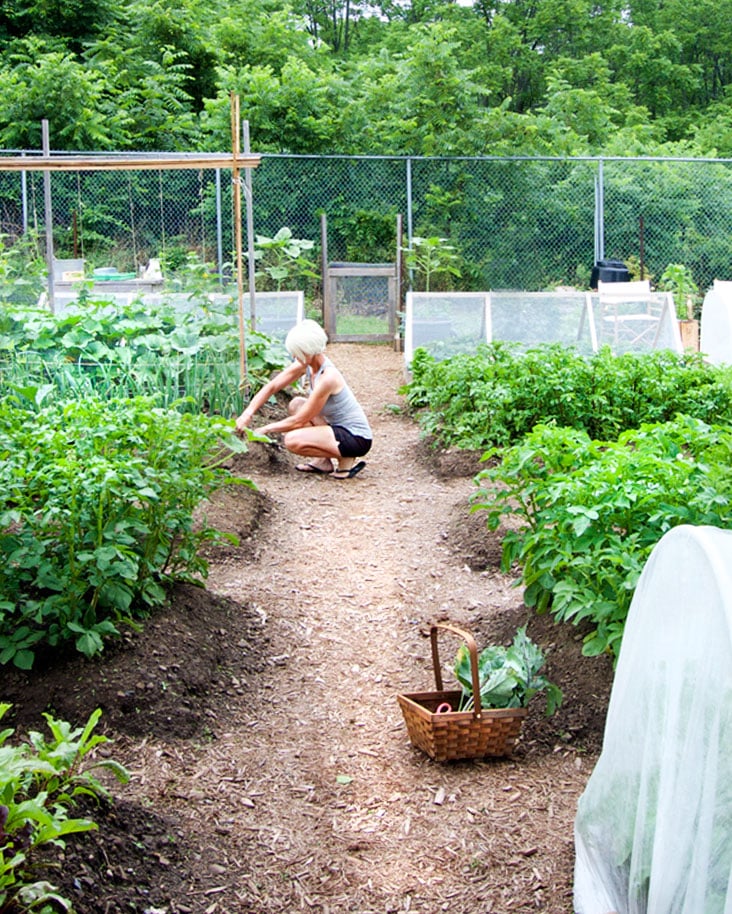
xmin=454 ymin=626 xmax=563 ymax=716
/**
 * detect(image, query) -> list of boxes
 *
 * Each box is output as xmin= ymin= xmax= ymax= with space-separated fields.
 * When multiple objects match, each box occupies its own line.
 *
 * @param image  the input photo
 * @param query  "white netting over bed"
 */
xmin=593 ymin=283 xmax=682 ymax=355
xmin=404 ymin=291 xmax=489 ymax=363
xmin=41 ymin=288 xmax=303 ymax=338
xmin=246 ymin=291 xmax=304 ymax=338
xmin=489 ymin=290 xmax=596 ymax=352
xmin=574 ymin=524 xmax=732 ymax=914
xmin=403 ymin=287 xmax=683 ymax=367
xmin=700 ymin=280 xmax=732 ymax=365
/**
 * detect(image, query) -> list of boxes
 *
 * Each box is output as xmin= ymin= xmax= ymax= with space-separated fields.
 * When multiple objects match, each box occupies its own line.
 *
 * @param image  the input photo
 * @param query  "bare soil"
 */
xmin=3 ymin=343 xmax=614 ymax=914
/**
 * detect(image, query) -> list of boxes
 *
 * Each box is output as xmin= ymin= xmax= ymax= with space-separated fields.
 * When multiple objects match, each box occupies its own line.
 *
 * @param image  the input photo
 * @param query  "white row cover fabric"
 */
xmin=402 ymin=287 xmax=682 ymax=368
xmin=40 ymin=288 xmax=304 ymax=339
xmin=700 ymin=279 xmax=732 ymax=365
xmin=574 ymin=524 xmax=732 ymax=914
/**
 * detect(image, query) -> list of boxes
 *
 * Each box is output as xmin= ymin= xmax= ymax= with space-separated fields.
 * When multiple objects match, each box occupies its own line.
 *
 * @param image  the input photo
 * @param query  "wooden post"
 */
xmin=42 ymin=120 xmax=55 ymax=313
xmin=230 ymin=92 xmax=248 ymax=394
xmin=243 ymin=120 xmax=257 ymax=332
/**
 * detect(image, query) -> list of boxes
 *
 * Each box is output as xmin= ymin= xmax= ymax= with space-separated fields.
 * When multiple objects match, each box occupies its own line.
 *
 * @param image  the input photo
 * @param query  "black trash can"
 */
xmin=591 ymin=259 xmax=630 ymax=289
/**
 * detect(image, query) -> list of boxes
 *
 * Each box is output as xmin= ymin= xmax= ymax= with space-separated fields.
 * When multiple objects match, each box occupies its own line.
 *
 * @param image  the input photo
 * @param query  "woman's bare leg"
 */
xmin=286 ymin=398 xmax=339 ymax=471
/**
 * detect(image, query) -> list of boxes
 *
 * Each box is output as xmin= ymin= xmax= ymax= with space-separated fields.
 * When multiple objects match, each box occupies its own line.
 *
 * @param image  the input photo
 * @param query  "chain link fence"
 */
xmin=1 ymin=152 xmax=731 ymax=300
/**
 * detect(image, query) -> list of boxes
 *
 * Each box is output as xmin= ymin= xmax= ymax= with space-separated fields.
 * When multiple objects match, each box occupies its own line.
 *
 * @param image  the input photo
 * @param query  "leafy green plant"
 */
xmin=0 ymin=395 xmax=255 ymax=668
xmin=163 ymin=250 xmax=221 ymax=295
xmin=249 ymin=227 xmax=317 ymax=291
xmin=454 ymin=627 xmax=562 ymax=716
xmin=403 ymin=343 xmax=732 ymax=449
xmin=658 ymin=262 xmax=699 ymax=320
xmin=402 ymin=236 xmax=461 ymax=292
xmin=472 ymin=416 xmax=732 ymax=659
xmin=0 ymin=703 xmax=129 ymax=913
xmin=0 ymin=297 xmax=289 ymax=415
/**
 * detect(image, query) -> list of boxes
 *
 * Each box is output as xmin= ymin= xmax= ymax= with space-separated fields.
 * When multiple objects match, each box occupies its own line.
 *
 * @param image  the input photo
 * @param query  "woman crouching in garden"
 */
xmin=235 ymin=319 xmax=372 ymax=479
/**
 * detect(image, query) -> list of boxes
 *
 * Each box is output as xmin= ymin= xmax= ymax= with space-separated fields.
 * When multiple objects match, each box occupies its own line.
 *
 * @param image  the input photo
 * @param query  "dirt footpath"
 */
xmin=192 ymin=342 xmax=611 ymax=913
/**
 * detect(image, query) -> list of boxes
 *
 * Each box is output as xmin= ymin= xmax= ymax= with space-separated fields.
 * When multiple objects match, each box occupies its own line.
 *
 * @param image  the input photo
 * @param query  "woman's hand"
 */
xmin=235 ymin=411 xmax=253 ymax=435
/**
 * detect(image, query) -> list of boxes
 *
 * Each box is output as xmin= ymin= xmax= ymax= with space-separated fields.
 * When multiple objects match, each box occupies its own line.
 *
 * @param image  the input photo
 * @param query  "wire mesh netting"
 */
xmin=1 ymin=152 xmax=731 ymax=308
xmin=594 ymin=287 xmax=681 ymax=355
xmin=248 ymin=291 xmax=304 ymax=338
xmin=404 ymin=292 xmax=489 ymax=363
xmin=325 ymin=263 xmax=397 ymax=340
xmin=489 ymin=290 xmax=596 ymax=353
xmin=403 ymin=288 xmax=683 ymax=366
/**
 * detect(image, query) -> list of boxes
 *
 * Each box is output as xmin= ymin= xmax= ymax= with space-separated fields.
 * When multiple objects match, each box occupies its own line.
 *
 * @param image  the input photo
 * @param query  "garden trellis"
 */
xmin=0 ymin=114 xmax=260 ymax=386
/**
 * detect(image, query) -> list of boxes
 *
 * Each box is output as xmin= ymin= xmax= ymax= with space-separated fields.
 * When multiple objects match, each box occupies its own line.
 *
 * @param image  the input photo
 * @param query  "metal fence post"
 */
xmin=215 ymin=168 xmax=224 ymax=285
xmin=594 ymin=158 xmax=604 ymax=265
xmin=406 ymin=157 xmax=413 ymax=289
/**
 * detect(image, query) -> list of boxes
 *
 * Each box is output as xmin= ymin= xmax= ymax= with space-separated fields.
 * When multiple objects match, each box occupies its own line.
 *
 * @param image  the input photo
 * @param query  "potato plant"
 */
xmin=404 ymin=343 xmax=732 ymax=449
xmin=473 ymin=416 xmax=732 ymax=659
xmin=0 ymin=394 xmax=253 ymax=669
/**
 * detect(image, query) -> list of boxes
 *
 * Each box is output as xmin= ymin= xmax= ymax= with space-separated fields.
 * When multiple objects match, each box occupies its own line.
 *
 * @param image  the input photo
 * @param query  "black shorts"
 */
xmin=332 ymin=425 xmax=372 ymax=458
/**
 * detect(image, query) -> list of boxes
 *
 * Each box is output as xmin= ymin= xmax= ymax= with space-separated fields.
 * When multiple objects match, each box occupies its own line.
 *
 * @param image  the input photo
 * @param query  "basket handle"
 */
xmin=430 ymin=623 xmax=483 ymax=718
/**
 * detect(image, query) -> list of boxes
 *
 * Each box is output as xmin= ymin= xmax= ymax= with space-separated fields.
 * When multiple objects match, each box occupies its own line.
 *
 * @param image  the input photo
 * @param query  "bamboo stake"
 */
xmin=231 ymin=92 xmax=248 ymax=393
xmin=41 ymin=120 xmax=55 ymax=314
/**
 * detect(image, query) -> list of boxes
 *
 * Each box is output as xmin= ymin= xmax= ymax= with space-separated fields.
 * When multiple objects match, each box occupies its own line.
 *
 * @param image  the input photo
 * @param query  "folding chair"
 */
xmin=597 ymin=280 xmax=680 ymax=352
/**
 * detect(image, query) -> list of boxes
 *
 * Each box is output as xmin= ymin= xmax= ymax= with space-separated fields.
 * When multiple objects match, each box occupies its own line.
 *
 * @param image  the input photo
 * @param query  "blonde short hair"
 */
xmin=285 ymin=319 xmax=328 ymax=362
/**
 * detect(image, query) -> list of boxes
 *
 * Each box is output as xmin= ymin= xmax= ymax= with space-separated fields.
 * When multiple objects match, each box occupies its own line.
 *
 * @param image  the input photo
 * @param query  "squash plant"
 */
xmin=454 ymin=626 xmax=563 ymax=716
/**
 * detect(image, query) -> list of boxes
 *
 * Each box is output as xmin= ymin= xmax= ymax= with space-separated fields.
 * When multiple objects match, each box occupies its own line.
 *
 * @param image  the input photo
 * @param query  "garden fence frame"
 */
xmin=1 ymin=150 xmax=731 ymax=318
xmin=0 ymin=127 xmax=260 ymax=381
xmin=320 ymin=211 xmax=403 ymax=343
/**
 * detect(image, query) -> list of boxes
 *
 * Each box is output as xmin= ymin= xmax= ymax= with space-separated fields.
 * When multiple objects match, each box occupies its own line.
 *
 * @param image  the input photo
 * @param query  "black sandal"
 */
xmin=331 ymin=461 xmax=366 ymax=479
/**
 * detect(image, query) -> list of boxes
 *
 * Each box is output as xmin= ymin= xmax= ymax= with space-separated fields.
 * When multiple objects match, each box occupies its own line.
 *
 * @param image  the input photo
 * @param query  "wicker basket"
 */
xmin=397 ymin=622 xmax=527 ymax=761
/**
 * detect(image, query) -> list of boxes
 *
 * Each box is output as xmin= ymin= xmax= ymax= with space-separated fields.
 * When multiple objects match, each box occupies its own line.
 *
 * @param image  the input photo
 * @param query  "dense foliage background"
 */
xmin=1 ymin=0 xmax=732 ymax=157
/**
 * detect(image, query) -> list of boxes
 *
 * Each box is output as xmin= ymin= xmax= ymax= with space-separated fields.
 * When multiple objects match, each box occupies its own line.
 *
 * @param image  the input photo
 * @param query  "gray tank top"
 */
xmin=309 ymin=358 xmax=372 ymax=439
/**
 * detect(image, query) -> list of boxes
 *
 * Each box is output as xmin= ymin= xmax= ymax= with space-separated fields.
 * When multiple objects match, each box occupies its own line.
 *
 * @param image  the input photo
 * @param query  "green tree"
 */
xmin=117 ymin=0 xmax=220 ymax=111
xmin=632 ymin=0 xmax=732 ymax=108
xmin=0 ymin=40 xmax=125 ymax=149
xmin=605 ymin=26 xmax=698 ymax=123
xmin=85 ymin=40 xmax=197 ymax=150
xmin=212 ymin=0 xmax=320 ymax=75
xmin=353 ymin=23 xmax=488 ymax=155
xmin=200 ymin=59 xmax=352 ymax=153
xmin=538 ymin=54 xmax=643 ymax=150
xmin=691 ymin=97 xmax=732 ymax=156
xmin=0 ymin=0 xmax=118 ymax=50
xmin=292 ymin=0 xmax=364 ymax=54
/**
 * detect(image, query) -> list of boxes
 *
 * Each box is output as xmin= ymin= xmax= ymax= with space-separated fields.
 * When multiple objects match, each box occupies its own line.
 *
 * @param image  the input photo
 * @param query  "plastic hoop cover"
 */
xmin=574 ymin=525 xmax=732 ymax=914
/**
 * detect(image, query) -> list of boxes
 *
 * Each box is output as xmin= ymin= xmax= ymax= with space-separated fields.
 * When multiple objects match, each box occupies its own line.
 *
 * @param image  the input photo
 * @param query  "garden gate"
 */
xmin=320 ymin=213 xmax=402 ymax=344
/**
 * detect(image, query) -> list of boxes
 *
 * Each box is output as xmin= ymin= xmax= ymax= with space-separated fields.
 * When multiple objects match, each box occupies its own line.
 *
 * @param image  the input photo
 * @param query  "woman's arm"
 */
xmin=259 ymin=368 xmax=340 ymax=436
xmin=235 ymin=361 xmax=305 ymax=433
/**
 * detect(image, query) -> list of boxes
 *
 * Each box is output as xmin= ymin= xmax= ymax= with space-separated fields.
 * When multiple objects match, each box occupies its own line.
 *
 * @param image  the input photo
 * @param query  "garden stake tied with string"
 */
xmin=397 ymin=622 xmax=562 ymax=762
